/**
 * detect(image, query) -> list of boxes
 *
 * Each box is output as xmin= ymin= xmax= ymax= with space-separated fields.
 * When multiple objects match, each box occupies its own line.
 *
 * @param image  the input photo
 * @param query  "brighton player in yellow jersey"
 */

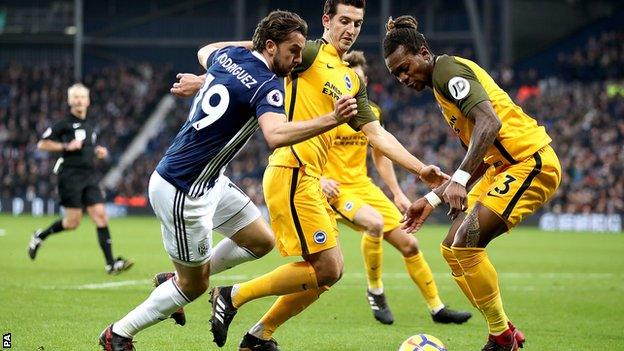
xmin=384 ymin=16 xmax=561 ymax=351
xmin=208 ymin=2 xmax=450 ymax=350
xmin=321 ymin=50 xmax=471 ymax=325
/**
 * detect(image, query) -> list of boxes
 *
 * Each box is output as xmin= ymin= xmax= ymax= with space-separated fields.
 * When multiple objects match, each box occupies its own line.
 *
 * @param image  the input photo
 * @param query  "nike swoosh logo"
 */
xmin=326 ymin=64 xmax=335 ymax=69
xmin=487 ymin=191 xmax=502 ymax=198
xmin=425 ymin=280 xmax=433 ymax=285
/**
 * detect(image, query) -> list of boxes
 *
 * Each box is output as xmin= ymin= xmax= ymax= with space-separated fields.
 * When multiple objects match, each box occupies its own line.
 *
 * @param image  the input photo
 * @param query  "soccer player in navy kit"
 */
xmin=99 ymin=10 xmax=359 ymax=350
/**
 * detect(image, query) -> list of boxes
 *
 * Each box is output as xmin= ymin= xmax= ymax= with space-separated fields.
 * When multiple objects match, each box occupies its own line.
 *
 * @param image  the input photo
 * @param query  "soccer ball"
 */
xmin=398 ymin=334 xmax=447 ymax=351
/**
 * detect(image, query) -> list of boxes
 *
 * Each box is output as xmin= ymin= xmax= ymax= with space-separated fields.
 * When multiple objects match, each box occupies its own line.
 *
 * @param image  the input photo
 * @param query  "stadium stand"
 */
xmin=1 ymin=27 xmax=622 ymax=217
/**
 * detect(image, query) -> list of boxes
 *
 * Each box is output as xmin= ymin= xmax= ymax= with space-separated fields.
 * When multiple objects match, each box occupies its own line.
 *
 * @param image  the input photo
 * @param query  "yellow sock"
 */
xmin=440 ymin=244 xmax=477 ymax=308
xmin=232 ymin=261 xmax=318 ymax=308
xmin=361 ymin=233 xmax=383 ymax=290
xmin=404 ymin=252 xmax=443 ymax=312
xmin=452 ymin=247 xmax=508 ymax=335
xmin=255 ymin=286 xmax=330 ymax=339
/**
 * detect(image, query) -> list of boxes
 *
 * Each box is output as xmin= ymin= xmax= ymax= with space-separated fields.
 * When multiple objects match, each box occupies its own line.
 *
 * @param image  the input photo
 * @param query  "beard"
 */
xmin=271 ymin=55 xmax=292 ymax=77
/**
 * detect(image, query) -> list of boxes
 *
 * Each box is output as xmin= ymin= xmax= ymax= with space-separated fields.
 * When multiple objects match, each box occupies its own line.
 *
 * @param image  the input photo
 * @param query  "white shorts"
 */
xmin=148 ymin=171 xmax=261 ymax=267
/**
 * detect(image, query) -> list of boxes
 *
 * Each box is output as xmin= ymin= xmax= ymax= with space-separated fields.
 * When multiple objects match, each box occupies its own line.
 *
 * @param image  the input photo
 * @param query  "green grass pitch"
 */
xmin=1 ymin=214 xmax=623 ymax=350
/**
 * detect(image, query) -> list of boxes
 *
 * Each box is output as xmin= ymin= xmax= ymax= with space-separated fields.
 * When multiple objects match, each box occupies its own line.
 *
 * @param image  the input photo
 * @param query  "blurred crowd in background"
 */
xmin=1 ymin=29 xmax=622 ymax=215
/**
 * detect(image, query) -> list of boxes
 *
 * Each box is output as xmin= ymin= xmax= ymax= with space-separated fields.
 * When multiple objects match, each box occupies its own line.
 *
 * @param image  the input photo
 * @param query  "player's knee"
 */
xmin=314 ymin=258 xmax=344 ymax=286
xmin=400 ymin=237 xmax=420 ymax=257
xmin=176 ymin=275 xmax=208 ymax=300
xmin=365 ymin=216 xmax=384 ymax=237
xmin=249 ymin=234 xmax=275 ymax=258
xmin=63 ymin=218 xmax=80 ymax=230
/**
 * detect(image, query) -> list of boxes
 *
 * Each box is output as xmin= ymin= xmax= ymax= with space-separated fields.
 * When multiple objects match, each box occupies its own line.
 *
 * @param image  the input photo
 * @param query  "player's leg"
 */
xmin=440 ymin=213 xmax=479 ymax=308
xmin=383 ymin=226 xmax=472 ymax=324
xmin=28 ymin=174 xmax=84 ymax=259
xmin=101 ymin=261 xmax=209 ymax=350
xmin=455 ymin=147 xmax=561 ymax=349
xmin=28 ymin=207 xmax=82 ymax=260
xmin=210 ymin=179 xmax=274 ymax=274
xmin=331 ymin=189 xmax=392 ymax=323
xmin=100 ymin=171 xmax=218 ymax=349
xmin=86 ymin=202 xmax=133 ymax=274
xmin=210 ymin=167 xmax=339 ymax=347
xmin=451 ymin=204 xmax=514 ymax=349
xmin=242 ymin=245 xmax=341 ymax=347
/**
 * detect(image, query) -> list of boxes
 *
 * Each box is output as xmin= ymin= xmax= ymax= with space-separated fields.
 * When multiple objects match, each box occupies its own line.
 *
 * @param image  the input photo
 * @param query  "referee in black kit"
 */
xmin=28 ymin=83 xmax=133 ymax=275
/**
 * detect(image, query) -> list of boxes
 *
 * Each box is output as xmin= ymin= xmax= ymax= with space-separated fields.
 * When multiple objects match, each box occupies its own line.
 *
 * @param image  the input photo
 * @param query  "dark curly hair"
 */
xmin=252 ymin=10 xmax=308 ymax=52
xmin=383 ymin=15 xmax=430 ymax=58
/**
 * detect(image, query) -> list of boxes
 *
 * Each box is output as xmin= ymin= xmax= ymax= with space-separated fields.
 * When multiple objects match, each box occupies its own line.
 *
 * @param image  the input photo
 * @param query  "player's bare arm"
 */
xmin=442 ymin=100 xmax=501 ymax=219
xmin=170 ymin=73 xmax=206 ymax=97
xmin=37 ymin=139 xmax=83 ymax=152
xmin=258 ymin=95 xmax=357 ymax=149
xmin=198 ymin=41 xmax=253 ymax=69
xmin=361 ymin=120 xmax=449 ymax=188
xmin=371 ymin=147 xmax=411 ymax=212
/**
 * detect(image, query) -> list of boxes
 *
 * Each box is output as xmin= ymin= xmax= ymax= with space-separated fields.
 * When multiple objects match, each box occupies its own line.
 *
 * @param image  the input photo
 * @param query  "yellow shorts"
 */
xmin=467 ymin=144 xmax=561 ymax=228
xmin=263 ymin=166 xmax=338 ymax=257
xmin=328 ymin=181 xmax=403 ymax=233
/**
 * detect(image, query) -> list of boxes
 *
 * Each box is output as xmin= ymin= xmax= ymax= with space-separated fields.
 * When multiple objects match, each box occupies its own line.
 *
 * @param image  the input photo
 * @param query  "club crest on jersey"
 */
xmin=267 ymin=89 xmax=284 ymax=107
xmin=345 ymin=201 xmax=354 ymax=211
xmin=448 ymin=76 xmax=470 ymax=100
xmin=313 ymin=230 xmax=327 ymax=244
xmin=198 ymin=238 xmax=209 ymax=256
xmin=344 ymin=74 xmax=353 ymax=91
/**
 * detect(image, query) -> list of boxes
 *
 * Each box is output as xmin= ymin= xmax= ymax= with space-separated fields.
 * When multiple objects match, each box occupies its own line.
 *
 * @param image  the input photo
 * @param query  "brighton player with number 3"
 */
xmin=384 ymin=16 xmax=561 ymax=351
xmin=99 ymin=10 xmax=360 ymax=350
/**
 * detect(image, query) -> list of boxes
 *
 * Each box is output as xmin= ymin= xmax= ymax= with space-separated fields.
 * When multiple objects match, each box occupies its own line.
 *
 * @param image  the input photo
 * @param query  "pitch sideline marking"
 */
xmin=54 ymin=272 xmax=619 ymax=291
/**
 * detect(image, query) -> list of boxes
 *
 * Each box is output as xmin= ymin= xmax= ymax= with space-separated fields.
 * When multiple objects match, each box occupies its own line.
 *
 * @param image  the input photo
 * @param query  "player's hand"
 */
xmin=442 ymin=181 xmax=467 ymax=220
xmin=393 ymin=192 xmax=411 ymax=213
xmin=419 ymin=165 xmax=450 ymax=189
xmin=170 ymin=73 xmax=205 ymax=97
xmin=66 ymin=139 xmax=83 ymax=151
xmin=320 ymin=177 xmax=340 ymax=199
xmin=95 ymin=145 xmax=108 ymax=159
xmin=332 ymin=95 xmax=358 ymax=123
xmin=401 ymin=197 xmax=434 ymax=232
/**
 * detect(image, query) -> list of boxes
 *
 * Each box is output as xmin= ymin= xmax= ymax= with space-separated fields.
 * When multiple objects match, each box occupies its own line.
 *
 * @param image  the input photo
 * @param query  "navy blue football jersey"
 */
xmin=156 ymin=46 xmax=285 ymax=197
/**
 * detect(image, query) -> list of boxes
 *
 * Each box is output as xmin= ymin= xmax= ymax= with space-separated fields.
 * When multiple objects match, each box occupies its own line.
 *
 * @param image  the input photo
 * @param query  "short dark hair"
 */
xmin=383 ymin=15 xmax=430 ymax=58
xmin=343 ymin=50 xmax=367 ymax=72
xmin=252 ymin=10 xmax=308 ymax=52
xmin=323 ymin=0 xmax=366 ymax=18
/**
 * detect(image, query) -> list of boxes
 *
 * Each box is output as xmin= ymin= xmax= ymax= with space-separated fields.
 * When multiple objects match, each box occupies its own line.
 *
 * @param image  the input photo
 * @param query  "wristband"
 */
xmin=424 ymin=191 xmax=442 ymax=208
xmin=451 ymin=169 xmax=471 ymax=187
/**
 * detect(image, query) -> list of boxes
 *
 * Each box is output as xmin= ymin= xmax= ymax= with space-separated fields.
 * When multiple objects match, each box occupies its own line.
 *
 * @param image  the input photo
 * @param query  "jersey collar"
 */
xmin=251 ymin=50 xmax=270 ymax=69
